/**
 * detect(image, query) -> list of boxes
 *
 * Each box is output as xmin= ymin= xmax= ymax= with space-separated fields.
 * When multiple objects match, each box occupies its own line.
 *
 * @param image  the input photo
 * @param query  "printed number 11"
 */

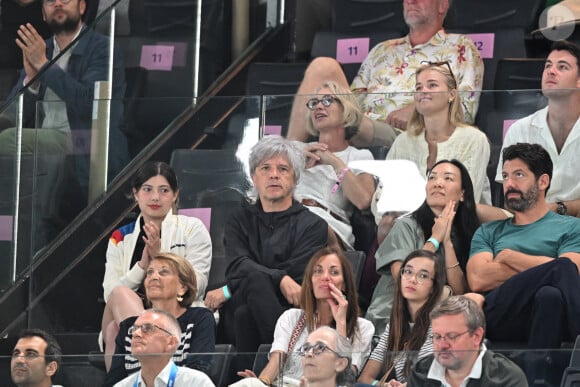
xmin=348 ymin=46 xmax=358 ymax=56
xmin=152 ymin=53 xmax=162 ymax=62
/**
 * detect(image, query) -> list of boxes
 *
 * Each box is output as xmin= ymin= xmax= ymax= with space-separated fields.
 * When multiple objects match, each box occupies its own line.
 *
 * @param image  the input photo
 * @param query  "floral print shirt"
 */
xmin=351 ymin=30 xmax=484 ymax=125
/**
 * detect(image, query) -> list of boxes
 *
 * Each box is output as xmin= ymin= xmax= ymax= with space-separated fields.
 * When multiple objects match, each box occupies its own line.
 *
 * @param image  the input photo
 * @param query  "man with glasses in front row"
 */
xmin=11 ymin=328 xmax=63 ymax=387
xmin=407 ymin=296 xmax=527 ymax=387
xmin=113 ymin=308 xmax=215 ymax=387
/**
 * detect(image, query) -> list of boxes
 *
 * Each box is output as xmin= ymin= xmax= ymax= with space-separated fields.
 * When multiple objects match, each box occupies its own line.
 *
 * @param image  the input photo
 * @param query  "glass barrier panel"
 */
xmin=0 ymin=0 xmax=281 ymax=313
xmin=264 ymin=89 xmax=550 ymax=210
xmin=0 ymin=97 xmax=23 ymax=292
xmin=24 ymin=95 xmax=261 ymax=333
xmin=0 ymin=349 xmax=284 ymax=386
xmin=0 ymin=348 xmax=574 ymax=386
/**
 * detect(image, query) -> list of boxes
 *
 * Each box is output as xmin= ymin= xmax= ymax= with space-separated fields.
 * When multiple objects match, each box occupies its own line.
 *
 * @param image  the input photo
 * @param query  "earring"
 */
xmin=176 ymin=294 xmax=184 ymax=302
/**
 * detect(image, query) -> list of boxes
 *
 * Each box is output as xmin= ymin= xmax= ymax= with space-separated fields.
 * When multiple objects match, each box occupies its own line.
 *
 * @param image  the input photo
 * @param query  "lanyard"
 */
xmin=133 ymin=362 xmax=178 ymax=387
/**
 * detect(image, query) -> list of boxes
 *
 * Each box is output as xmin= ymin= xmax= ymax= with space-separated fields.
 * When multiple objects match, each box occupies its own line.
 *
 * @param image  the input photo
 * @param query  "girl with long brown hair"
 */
xmin=358 ymin=250 xmax=446 ymax=386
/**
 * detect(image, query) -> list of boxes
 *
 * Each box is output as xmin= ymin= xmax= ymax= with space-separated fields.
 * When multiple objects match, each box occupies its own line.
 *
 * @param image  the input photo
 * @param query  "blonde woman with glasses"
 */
xmin=295 ymin=81 xmax=375 ymax=250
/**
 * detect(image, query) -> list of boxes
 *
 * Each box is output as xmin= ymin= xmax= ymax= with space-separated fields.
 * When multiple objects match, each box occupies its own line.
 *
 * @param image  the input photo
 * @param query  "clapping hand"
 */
xmin=15 ymin=23 xmax=48 ymax=81
xmin=432 ymin=200 xmax=456 ymax=244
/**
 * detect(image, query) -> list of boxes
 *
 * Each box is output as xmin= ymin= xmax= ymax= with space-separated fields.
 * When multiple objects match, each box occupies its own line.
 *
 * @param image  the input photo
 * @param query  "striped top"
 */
xmin=369 ymin=323 xmax=434 ymax=382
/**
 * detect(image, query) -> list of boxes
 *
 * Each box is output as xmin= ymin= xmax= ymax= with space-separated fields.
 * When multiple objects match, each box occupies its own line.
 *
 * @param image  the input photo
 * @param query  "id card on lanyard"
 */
xmin=133 ymin=362 xmax=178 ymax=387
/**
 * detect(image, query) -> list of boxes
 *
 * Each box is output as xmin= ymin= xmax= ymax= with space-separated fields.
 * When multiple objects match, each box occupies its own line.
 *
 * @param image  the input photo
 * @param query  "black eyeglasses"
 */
xmin=297 ymin=342 xmax=341 ymax=357
xmin=306 ymin=95 xmax=339 ymax=110
xmin=420 ymin=60 xmax=457 ymax=85
xmin=128 ymin=323 xmax=174 ymax=337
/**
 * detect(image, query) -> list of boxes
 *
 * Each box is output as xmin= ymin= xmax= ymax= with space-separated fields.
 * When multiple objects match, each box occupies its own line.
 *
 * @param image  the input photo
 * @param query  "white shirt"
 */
xmin=496 ymin=106 xmax=580 ymax=203
xmin=295 ymin=144 xmax=374 ymax=249
xmin=387 ymin=125 xmax=492 ymax=204
xmin=427 ymin=344 xmax=487 ymax=387
xmin=113 ymin=360 xmax=215 ymax=387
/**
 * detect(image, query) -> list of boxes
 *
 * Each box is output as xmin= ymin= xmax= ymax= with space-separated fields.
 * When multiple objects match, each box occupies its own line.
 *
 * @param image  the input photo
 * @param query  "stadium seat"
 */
xmin=252 ymin=343 xmax=272 ymax=375
xmin=211 ymin=343 xmax=236 ymax=387
xmin=246 ymin=62 xmax=309 ymax=136
xmin=129 ymin=0 xmax=197 ymax=36
xmin=331 ymin=0 xmax=408 ymax=35
xmin=446 ymin=0 xmax=543 ymax=31
xmin=344 ymin=250 xmax=366 ymax=289
xmin=122 ymin=66 xmax=149 ymax=157
xmin=310 ymin=30 xmax=403 ymax=83
xmin=170 ymin=148 xmax=249 ymax=208
xmin=560 ymin=368 xmax=580 ymax=387
xmin=571 ymin=336 xmax=580 ymax=368
xmin=493 ymin=58 xmax=545 ymax=110
xmin=170 ymin=148 xmax=250 ymax=291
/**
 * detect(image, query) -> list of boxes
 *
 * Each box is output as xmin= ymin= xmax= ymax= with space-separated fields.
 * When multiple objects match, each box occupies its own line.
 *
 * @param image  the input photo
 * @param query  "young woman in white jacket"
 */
xmin=100 ymin=161 xmax=212 ymax=369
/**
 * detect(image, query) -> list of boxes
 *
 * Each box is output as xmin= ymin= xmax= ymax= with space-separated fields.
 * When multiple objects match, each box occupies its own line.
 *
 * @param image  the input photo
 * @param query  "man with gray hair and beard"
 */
xmin=408 ymin=296 xmax=527 ymax=387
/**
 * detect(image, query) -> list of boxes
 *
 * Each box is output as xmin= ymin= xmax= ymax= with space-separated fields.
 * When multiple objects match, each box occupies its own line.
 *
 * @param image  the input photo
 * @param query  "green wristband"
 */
xmin=222 ymin=285 xmax=232 ymax=300
xmin=427 ymin=237 xmax=440 ymax=251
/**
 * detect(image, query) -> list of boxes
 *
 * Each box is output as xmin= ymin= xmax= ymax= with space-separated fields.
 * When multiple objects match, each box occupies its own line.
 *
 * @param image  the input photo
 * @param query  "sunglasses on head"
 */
xmin=420 ymin=60 xmax=457 ymax=85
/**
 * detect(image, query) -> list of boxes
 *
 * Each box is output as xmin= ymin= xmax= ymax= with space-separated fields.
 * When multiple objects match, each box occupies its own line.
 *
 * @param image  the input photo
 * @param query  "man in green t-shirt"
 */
xmin=467 ymin=142 xmax=580 ymax=385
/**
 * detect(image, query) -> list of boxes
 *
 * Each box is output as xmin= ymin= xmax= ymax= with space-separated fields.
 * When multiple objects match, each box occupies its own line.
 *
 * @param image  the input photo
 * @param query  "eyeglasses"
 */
xmin=306 ymin=95 xmax=339 ymax=110
xmin=128 ymin=323 xmax=174 ymax=337
xmin=432 ymin=330 xmax=471 ymax=344
xmin=297 ymin=342 xmax=341 ymax=357
xmin=44 ymin=0 xmax=73 ymax=4
xmin=420 ymin=60 xmax=457 ymax=85
xmin=400 ymin=267 xmax=433 ymax=284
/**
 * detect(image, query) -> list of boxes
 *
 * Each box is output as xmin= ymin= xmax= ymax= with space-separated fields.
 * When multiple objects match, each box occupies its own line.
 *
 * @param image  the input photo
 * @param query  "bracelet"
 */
xmin=331 ymin=167 xmax=350 ymax=193
xmin=371 ymin=380 xmax=379 ymax=386
xmin=426 ymin=237 xmax=440 ymax=251
xmin=259 ymin=376 xmax=271 ymax=386
xmin=447 ymin=262 xmax=460 ymax=270
xmin=222 ymin=285 xmax=231 ymax=300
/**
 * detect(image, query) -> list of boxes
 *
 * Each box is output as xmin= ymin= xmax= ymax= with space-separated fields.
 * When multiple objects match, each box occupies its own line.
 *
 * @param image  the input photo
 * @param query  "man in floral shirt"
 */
xmin=287 ymin=0 xmax=483 ymax=148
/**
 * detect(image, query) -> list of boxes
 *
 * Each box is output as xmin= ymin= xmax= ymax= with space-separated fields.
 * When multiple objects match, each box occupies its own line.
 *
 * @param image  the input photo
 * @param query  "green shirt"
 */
xmin=470 ymin=211 xmax=580 ymax=259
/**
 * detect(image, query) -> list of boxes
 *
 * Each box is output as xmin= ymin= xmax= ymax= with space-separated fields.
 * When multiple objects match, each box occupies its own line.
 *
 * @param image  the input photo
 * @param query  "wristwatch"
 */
xmin=556 ymin=201 xmax=568 ymax=216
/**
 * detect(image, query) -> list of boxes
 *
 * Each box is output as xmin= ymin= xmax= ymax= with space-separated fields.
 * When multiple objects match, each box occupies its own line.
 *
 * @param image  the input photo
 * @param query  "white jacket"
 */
xmin=103 ymin=213 xmax=212 ymax=303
